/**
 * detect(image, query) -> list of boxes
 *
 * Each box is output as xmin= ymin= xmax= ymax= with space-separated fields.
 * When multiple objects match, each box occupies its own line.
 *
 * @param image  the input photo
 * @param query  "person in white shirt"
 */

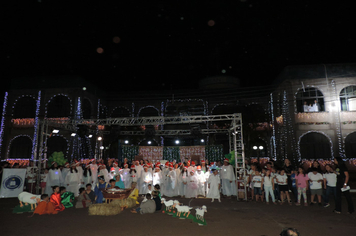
xmin=98 ymin=164 xmax=110 ymax=183
xmin=76 ymin=161 xmax=84 ymax=188
xmin=252 ymin=170 xmax=263 ymax=202
xmin=276 ymin=169 xmax=291 ymax=205
xmin=82 ymin=163 xmax=93 ymax=187
xmin=178 ymin=166 xmax=188 ymax=197
xmin=220 ymin=159 xmax=235 ymax=198
xmin=262 ymin=169 xmax=276 ymax=204
xmin=323 ymin=164 xmax=337 ymax=208
xmin=308 ymin=168 xmax=324 ymax=205
xmin=90 ymin=160 xmax=98 ymax=186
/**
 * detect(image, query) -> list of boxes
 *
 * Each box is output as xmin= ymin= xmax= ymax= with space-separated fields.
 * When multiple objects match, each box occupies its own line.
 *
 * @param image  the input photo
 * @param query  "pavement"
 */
xmin=1 ymin=194 xmax=355 ymax=236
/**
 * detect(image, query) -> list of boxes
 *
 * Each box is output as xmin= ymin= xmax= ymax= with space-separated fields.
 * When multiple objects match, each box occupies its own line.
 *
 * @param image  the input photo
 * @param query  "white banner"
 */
xmin=0 ymin=168 xmax=26 ymax=198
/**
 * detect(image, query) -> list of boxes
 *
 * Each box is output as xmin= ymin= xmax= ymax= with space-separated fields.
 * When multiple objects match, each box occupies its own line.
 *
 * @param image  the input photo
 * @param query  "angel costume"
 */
xmin=139 ymin=170 xmax=152 ymax=194
xmin=45 ymin=168 xmax=64 ymax=195
xmin=121 ymin=168 xmax=131 ymax=188
xmin=178 ymin=171 xmax=188 ymax=196
xmin=152 ymin=170 xmax=162 ymax=186
xmin=220 ymin=164 xmax=235 ymax=197
xmin=196 ymin=170 xmax=206 ymax=196
xmin=65 ymin=170 xmax=80 ymax=197
xmin=164 ymin=168 xmax=177 ymax=197
xmin=185 ymin=172 xmax=199 ymax=198
xmin=207 ymin=173 xmax=221 ymax=199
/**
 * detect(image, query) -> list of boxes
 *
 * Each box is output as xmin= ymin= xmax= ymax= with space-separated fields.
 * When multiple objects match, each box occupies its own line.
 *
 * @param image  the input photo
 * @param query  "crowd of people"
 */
xmin=0 ymin=156 xmax=354 ymax=215
xmin=241 ymin=157 xmax=354 ymax=214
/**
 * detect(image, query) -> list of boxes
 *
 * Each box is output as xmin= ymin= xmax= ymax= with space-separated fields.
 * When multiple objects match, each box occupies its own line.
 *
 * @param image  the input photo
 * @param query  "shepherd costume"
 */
xmin=61 ymin=191 xmax=75 ymax=208
xmin=94 ymin=181 xmax=110 ymax=203
xmin=50 ymin=192 xmax=65 ymax=211
xmin=33 ymin=201 xmax=58 ymax=215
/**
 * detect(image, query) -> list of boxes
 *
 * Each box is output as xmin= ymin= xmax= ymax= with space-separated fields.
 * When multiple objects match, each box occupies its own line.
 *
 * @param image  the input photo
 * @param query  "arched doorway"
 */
xmin=345 ymin=132 xmax=356 ymax=158
xmin=299 ymin=132 xmax=332 ymax=159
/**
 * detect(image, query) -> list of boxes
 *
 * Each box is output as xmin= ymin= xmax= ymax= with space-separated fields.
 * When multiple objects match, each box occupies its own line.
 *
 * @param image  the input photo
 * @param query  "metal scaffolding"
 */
xmin=34 ymin=113 xmax=246 ymax=199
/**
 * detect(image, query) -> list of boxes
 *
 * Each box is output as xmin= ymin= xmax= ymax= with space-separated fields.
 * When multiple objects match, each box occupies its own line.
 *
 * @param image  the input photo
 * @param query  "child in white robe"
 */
xmin=65 ymin=163 xmax=80 ymax=197
xmin=178 ymin=166 xmax=188 ymax=197
xmin=185 ymin=170 xmax=199 ymax=198
xmin=139 ymin=165 xmax=152 ymax=195
xmin=196 ymin=166 xmax=206 ymax=197
xmin=207 ymin=169 xmax=221 ymax=202
xmin=164 ymin=165 xmax=177 ymax=197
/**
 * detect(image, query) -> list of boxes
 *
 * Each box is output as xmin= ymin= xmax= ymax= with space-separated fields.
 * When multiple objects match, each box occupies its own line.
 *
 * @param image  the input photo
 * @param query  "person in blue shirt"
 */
xmin=114 ymin=174 xmax=125 ymax=189
xmin=94 ymin=176 xmax=110 ymax=203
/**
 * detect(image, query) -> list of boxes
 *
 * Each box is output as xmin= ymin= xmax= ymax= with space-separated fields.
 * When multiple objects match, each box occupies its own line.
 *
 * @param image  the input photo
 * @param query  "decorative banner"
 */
xmin=139 ymin=146 xmax=163 ymax=160
xmin=0 ymin=168 xmax=26 ymax=198
xmin=180 ymin=146 xmax=205 ymax=162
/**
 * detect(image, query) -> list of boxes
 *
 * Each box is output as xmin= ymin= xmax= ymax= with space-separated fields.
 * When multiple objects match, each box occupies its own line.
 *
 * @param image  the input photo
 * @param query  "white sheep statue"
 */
xmin=173 ymin=202 xmax=192 ymax=218
xmin=195 ymin=205 xmax=207 ymax=222
xmin=161 ymin=198 xmax=174 ymax=211
xmin=18 ymin=192 xmax=41 ymax=210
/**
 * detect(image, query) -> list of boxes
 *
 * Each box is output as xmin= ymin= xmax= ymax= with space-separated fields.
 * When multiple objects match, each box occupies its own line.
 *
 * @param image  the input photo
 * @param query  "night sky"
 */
xmin=2 ymin=1 xmax=356 ymax=93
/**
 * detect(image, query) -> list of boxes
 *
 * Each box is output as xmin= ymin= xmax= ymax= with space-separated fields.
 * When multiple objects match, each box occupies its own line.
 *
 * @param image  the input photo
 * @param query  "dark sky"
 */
xmin=2 ymin=1 xmax=355 ymax=93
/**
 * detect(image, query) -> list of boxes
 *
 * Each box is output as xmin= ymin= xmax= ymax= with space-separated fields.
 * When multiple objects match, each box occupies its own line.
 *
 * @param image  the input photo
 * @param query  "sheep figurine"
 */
xmin=195 ymin=205 xmax=207 ymax=222
xmin=18 ymin=192 xmax=41 ymax=211
xmin=161 ymin=198 xmax=174 ymax=211
xmin=173 ymin=202 xmax=192 ymax=218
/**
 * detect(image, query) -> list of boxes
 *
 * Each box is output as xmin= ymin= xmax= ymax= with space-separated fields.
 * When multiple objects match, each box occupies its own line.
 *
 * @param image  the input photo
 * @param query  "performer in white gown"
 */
xmin=134 ymin=161 xmax=143 ymax=192
xmin=82 ymin=163 xmax=93 ymax=187
xmin=65 ymin=163 xmax=80 ymax=196
xmin=139 ymin=165 xmax=152 ymax=194
xmin=161 ymin=162 xmax=170 ymax=196
xmin=121 ymin=163 xmax=131 ymax=188
xmin=152 ymin=165 xmax=162 ymax=187
xmin=164 ymin=164 xmax=177 ymax=197
xmin=98 ymin=164 xmax=110 ymax=183
xmin=45 ymin=162 xmax=64 ymax=195
xmin=196 ymin=166 xmax=206 ymax=197
xmin=207 ymin=168 xmax=221 ymax=202
xmin=61 ymin=162 xmax=70 ymax=182
xmin=75 ymin=161 xmax=84 ymax=188
xmin=185 ymin=170 xmax=199 ymax=198
xmin=90 ymin=159 xmax=98 ymax=187
xmin=220 ymin=158 xmax=235 ymax=198
xmin=178 ymin=166 xmax=188 ymax=197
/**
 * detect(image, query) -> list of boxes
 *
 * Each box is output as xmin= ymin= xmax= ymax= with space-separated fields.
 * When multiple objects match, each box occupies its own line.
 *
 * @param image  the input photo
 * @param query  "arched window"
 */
xmin=13 ymin=96 xmax=36 ymax=118
xmin=9 ymin=136 xmax=32 ymax=159
xmin=138 ymin=107 xmax=159 ymax=117
xmin=345 ymin=132 xmax=356 ymax=158
xmin=46 ymin=95 xmax=71 ymax=118
xmin=296 ymin=88 xmax=324 ymax=112
xmin=299 ymin=132 xmax=331 ymax=159
xmin=340 ymin=85 xmax=356 ymax=111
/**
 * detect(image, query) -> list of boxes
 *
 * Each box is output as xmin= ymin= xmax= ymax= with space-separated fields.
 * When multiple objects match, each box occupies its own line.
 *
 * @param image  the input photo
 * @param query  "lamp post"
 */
xmin=253 ymin=145 xmax=264 ymax=165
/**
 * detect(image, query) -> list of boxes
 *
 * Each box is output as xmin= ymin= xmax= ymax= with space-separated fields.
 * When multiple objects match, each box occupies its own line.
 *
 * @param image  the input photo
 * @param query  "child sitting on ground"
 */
xmin=154 ymin=184 xmax=161 ymax=199
xmin=152 ymin=191 xmax=162 ymax=211
xmin=129 ymin=182 xmax=139 ymax=205
xmin=85 ymin=183 xmax=96 ymax=204
xmin=75 ymin=187 xmax=92 ymax=208
xmin=131 ymin=193 xmax=156 ymax=214
xmin=31 ymin=194 xmax=58 ymax=216
xmin=50 ymin=186 xmax=65 ymax=211
xmin=60 ymin=186 xmax=74 ymax=208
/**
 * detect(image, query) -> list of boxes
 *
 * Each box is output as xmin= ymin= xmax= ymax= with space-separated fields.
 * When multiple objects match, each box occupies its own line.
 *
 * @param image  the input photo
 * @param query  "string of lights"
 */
xmin=0 ymin=92 xmax=8 ymax=157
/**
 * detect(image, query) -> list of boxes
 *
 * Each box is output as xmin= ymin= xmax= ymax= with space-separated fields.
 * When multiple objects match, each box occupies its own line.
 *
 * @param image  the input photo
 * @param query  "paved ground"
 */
xmin=1 ymin=194 xmax=355 ymax=236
